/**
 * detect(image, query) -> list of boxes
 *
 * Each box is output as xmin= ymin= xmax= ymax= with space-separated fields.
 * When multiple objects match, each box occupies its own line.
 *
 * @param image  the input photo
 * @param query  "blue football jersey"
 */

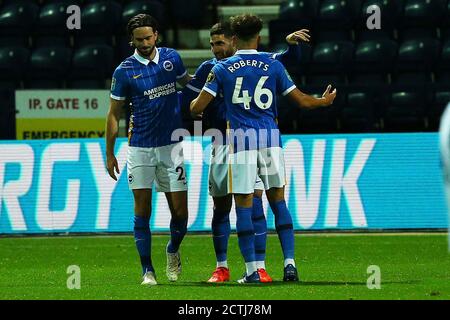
xmin=180 ymin=46 xmax=300 ymax=145
xmin=110 ymin=48 xmax=187 ymax=148
xmin=203 ymin=49 xmax=296 ymax=151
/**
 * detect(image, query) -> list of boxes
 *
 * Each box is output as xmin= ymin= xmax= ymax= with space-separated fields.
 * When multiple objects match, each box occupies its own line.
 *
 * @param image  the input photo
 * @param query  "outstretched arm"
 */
xmin=287 ymin=85 xmax=337 ymax=109
xmin=275 ymin=29 xmax=311 ymax=64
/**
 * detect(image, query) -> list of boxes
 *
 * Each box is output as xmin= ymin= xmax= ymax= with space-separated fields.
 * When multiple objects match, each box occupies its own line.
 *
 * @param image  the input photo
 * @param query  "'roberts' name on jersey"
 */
xmin=143 ymin=82 xmax=176 ymax=100
xmin=227 ymin=60 xmax=269 ymax=73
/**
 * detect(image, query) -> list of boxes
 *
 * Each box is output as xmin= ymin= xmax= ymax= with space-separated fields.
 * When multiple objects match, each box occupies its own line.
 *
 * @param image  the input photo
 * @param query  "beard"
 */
xmin=137 ymin=45 xmax=155 ymax=58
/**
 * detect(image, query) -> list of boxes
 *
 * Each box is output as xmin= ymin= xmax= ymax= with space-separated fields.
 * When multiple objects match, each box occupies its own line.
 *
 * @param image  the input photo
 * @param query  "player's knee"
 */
xmin=266 ymin=187 xmax=285 ymax=203
xmin=253 ymin=189 xmax=263 ymax=198
xmin=213 ymin=195 xmax=232 ymax=213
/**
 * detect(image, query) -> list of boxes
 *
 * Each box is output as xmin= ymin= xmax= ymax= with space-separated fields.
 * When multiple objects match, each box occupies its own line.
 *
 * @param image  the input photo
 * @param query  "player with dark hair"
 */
xmin=180 ymin=19 xmax=310 ymax=283
xmin=106 ymin=14 xmax=192 ymax=286
xmin=191 ymin=14 xmax=336 ymax=283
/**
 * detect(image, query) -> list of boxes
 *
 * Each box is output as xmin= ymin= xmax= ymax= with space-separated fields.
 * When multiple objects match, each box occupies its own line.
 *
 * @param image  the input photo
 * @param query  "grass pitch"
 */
xmin=0 ymin=233 xmax=450 ymax=300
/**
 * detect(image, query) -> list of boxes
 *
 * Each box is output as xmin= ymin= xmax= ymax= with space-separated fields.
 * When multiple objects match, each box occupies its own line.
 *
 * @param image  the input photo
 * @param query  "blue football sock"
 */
xmin=211 ymin=209 xmax=231 ymax=263
xmin=270 ymin=200 xmax=295 ymax=260
xmin=167 ymin=217 xmax=188 ymax=253
xmin=133 ymin=215 xmax=154 ymax=275
xmin=252 ymin=196 xmax=267 ymax=264
xmin=235 ymin=206 xmax=256 ymax=263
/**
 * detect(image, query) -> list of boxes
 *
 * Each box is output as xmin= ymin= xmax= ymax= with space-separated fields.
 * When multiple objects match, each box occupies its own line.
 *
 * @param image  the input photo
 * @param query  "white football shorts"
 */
xmin=227 ymin=146 xmax=286 ymax=195
xmin=127 ymin=142 xmax=188 ymax=192
xmin=209 ymin=144 xmax=264 ymax=197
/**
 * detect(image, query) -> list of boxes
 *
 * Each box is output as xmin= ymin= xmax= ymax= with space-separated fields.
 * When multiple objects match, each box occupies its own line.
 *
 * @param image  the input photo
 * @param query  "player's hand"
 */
xmin=322 ymin=84 xmax=337 ymax=106
xmin=286 ymin=29 xmax=311 ymax=45
xmin=106 ymin=154 xmax=120 ymax=181
xmin=191 ymin=112 xmax=203 ymax=120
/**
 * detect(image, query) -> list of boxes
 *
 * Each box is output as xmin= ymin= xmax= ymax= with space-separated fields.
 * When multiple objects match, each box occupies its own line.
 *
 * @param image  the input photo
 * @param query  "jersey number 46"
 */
xmin=232 ymin=76 xmax=273 ymax=110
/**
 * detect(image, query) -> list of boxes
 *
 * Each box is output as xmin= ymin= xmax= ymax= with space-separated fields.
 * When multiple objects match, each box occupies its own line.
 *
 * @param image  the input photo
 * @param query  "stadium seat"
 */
xmin=309 ymin=41 xmax=355 ymax=74
xmin=122 ymin=1 xmax=165 ymax=28
xmin=0 ymin=1 xmax=39 ymax=36
xmin=71 ymin=45 xmax=114 ymax=79
xmin=429 ymin=89 xmax=450 ymax=130
xmin=268 ymin=20 xmax=312 ymax=49
xmin=402 ymin=0 xmax=446 ymax=28
xmin=397 ymin=37 xmax=440 ymax=71
xmin=353 ymin=39 xmax=398 ymax=73
xmin=359 ymin=0 xmax=401 ymax=30
xmin=81 ymin=1 xmax=122 ymax=35
xmin=36 ymin=1 xmax=74 ymax=36
xmin=340 ymin=91 xmax=379 ymax=132
xmin=384 ymin=90 xmax=427 ymax=132
xmin=169 ymin=0 xmax=207 ymax=28
xmin=117 ymin=35 xmax=134 ymax=60
xmin=439 ymin=39 xmax=450 ymax=71
xmin=278 ymin=0 xmax=320 ymax=25
xmin=29 ymin=46 xmax=72 ymax=80
xmin=0 ymin=46 xmax=30 ymax=80
xmin=316 ymin=0 xmax=360 ymax=29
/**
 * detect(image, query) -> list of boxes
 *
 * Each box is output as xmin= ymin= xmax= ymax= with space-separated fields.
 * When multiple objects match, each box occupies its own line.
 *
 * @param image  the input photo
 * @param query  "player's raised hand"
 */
xmin=106 ymin=154 xmax=120 ymax=181
xmin=286 ymin=29 xmax=311 ymax=45
xmin=322 ymin=84 xmax=337 ymax=106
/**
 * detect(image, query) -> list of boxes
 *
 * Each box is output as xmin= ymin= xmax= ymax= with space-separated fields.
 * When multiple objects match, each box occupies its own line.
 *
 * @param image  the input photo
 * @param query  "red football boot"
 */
xmin=207 ymin=267 xmax=230 ymax=283
xmin=257 ymin=268 xmax=273 ymax=283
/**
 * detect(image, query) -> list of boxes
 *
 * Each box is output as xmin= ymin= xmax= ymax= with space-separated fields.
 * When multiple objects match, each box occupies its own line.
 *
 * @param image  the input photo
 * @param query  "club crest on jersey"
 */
xmin=163 ymin=60 xmax=174 ymax=72
xmin=206 ymin=71 xmax=215 ymax=83
xmin=128 ymin=174 xmax=134 ymax=184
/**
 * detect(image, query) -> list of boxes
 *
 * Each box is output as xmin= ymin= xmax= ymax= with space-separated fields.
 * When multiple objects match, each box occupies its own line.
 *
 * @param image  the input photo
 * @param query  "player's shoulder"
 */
xmin=158 ymin=47 xmax=182 ymax=59
xmin=258 ymin=51 xmax=279 ymax=60
xmin=114 ymin=56 xmax=134 ymax=75
xmin=194 ymin=58 xmax=216 ymax=75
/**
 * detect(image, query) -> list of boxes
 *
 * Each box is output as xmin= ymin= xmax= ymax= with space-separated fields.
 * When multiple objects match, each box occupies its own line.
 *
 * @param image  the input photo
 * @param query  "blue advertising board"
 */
xmin=0 ymin=133 xmax=447 ymax=234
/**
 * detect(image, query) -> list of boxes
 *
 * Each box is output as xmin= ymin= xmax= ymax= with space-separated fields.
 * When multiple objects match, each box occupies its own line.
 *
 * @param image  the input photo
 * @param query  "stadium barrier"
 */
xmin=0 ymin=134 xmax=447 ymax=234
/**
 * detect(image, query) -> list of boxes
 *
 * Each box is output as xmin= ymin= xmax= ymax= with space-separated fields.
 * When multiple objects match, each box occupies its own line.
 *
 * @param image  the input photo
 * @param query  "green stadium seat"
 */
xmin=340 ymin=91 xmax=379 ymax=133
xmin=0 ymin=46 xmax=29 ymax=80
xmin=36 ymin=1 xmax=75 ymax=35
xmin=122 ymin=1 xmax=165 ymax=28
xmin=0 ymin=1 xmax=39 ymax=35
xmin=71 ymin=45 xmax=114 ymax=79
xmin=402 ymin=0 xmax=446 ymax=28
xmin=279 ymin=0 xmax=319 ymax=24
xmin=353 ymin=39 xmax=398 ymax=73
xmin=359 ymin=0 xmax=401 ymax=30
xmin=439 ymin=39 xmax=450 ymax=70
xmin=170 ymin=0 xmax=207 ymax=28
xmin=317 ymin=0 xmax=360 ymax=29
xmin=29 ymin=46 xmax=72 ymax=79
xmin=81 ymin=1 xmax=122 ymax=35
xmin=397 ymin=37 xmax=440 ymax=71
xmin=310 ymin=41 xmax=354 ymax=74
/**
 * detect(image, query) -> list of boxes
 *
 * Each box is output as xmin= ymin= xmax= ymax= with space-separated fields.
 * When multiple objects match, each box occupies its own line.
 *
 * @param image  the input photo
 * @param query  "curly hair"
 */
xmin=126 ymin=14 xmax=159 ymax=38
xmin=230 ymin=14 xmax=263 ymax=41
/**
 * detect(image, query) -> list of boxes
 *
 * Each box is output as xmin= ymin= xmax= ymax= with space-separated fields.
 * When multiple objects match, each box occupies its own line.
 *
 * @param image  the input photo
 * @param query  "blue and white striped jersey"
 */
xmin=203 ymin=49 xmax=296 ymax=152
xmin=111 ymin=48 xmax=187 ymax=147
xmin=180 ymin=45 xmax=300 ymax=145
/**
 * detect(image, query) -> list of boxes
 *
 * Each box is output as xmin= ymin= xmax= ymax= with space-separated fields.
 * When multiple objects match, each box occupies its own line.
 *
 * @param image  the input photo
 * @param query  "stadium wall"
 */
xmin=0 ymin=134 xmax=447 ymax=234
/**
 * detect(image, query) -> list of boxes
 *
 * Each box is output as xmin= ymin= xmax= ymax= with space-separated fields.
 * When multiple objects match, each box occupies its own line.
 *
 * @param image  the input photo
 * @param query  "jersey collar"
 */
xmin=235 ymin=49 xmax=258 ymax=55
xmin=133 ymin=48 xmax=160 ymax=65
